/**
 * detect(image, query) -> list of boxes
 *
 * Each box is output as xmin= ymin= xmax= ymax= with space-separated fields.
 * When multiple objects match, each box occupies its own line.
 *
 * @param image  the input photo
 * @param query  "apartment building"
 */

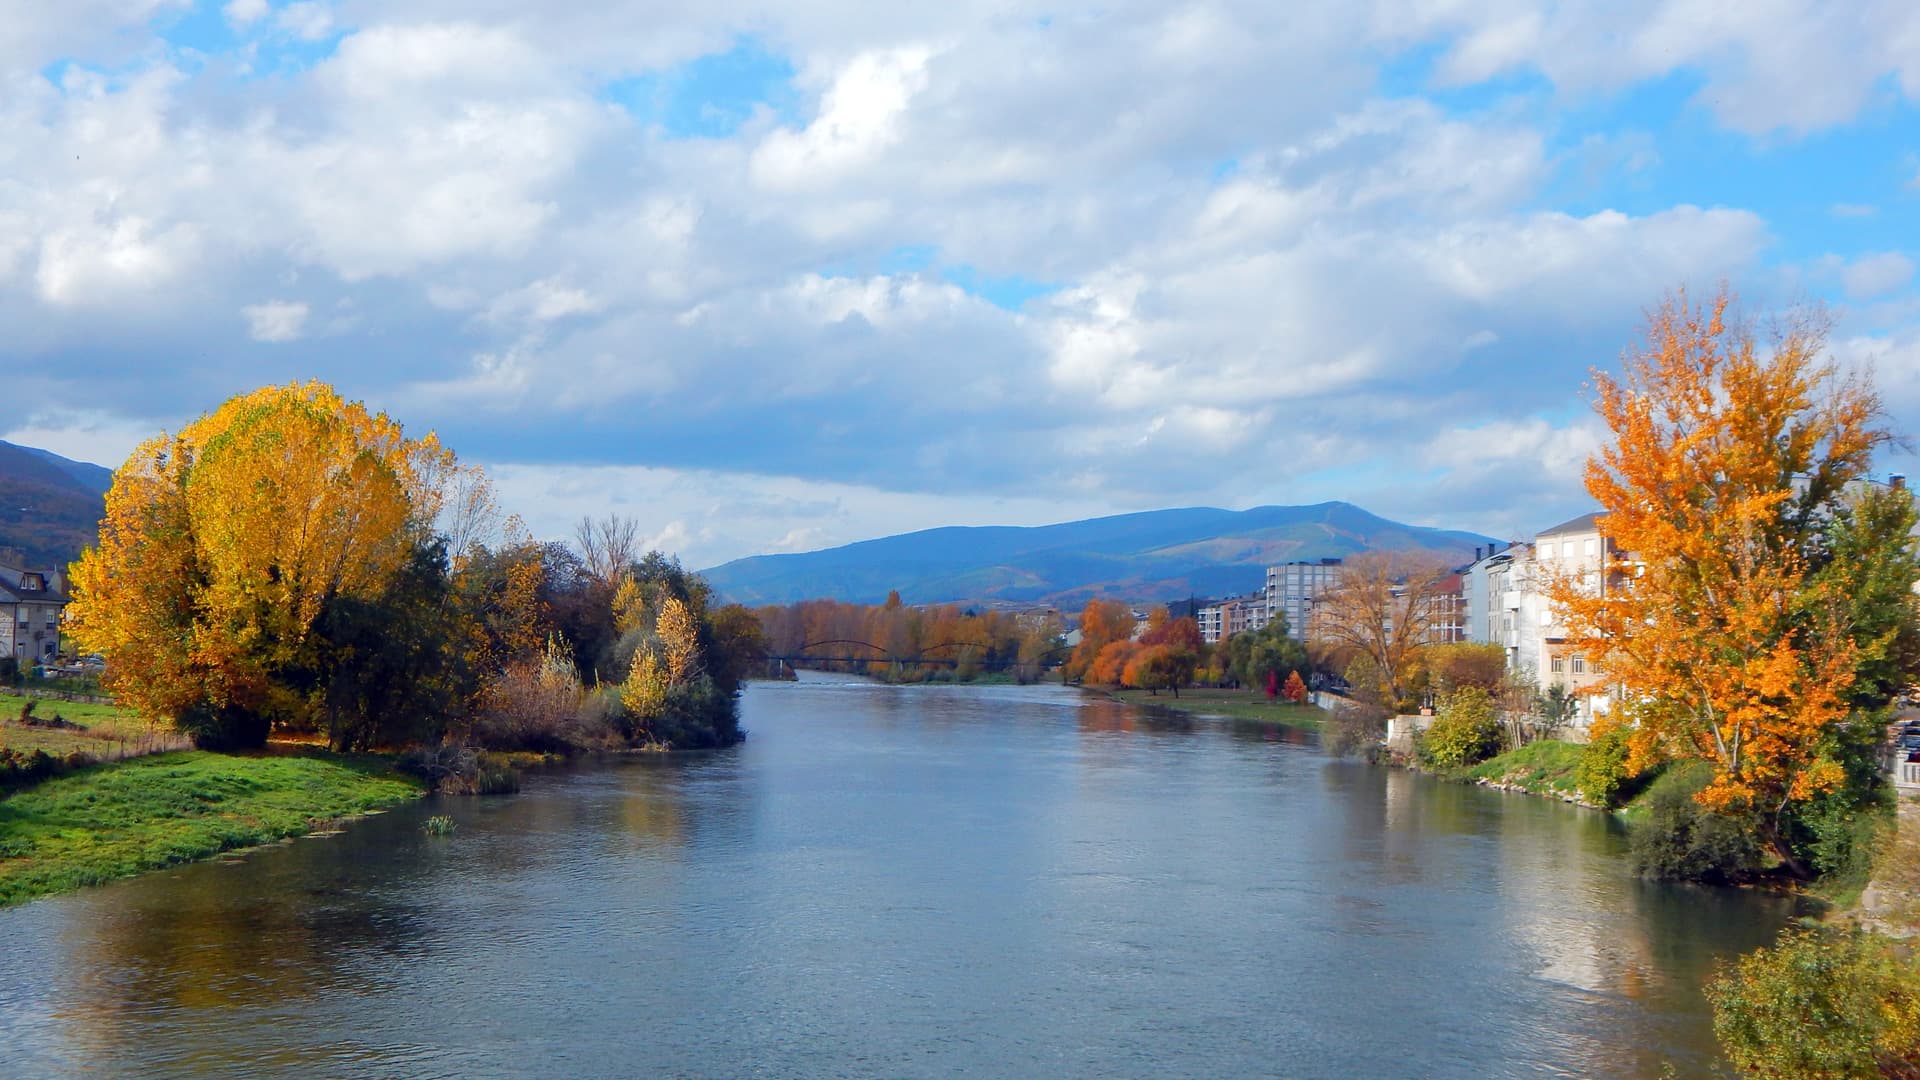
xmin=1460 ymin=512 xmax=1621 ymax=732
xmin=1195 ymin=595 xmax=1265 ymax=644
xmin=1264 ymin=558 xmax=1343 ymax=640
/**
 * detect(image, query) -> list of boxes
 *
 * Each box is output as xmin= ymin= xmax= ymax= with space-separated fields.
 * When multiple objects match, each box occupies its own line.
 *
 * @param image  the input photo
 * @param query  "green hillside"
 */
xmin=0 ymin=442 xmax=110 ymax=569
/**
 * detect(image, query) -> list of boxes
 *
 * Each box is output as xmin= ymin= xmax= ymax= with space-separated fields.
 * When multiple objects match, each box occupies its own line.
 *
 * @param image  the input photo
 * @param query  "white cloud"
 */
xmin=35 ymin=217 xmax=200 ymax=307
xmin=484 ymin=462 xmax=1122 ymax=568
xmin=0 ymin=0 xmax=1915 ymax=566
xmin=276 ymin=1 xmax=335 ymax=42
xmin=751 ymin=46 xmax=932 ymax=190
xmin=1845 ymin=252 xmax=1917 ymax=300
xmin=1 ymin=408 xmax=161 ymax=469
xmin=242 ymin=299 xmax=310 ymax=342
xmin=223 ymin=0 xmax=269 ymax=28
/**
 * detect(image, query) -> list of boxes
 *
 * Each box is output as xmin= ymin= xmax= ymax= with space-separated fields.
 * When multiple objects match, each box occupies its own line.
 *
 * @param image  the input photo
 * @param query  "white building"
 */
xmin=1460 ymin=512 xmax=1619 ymax=733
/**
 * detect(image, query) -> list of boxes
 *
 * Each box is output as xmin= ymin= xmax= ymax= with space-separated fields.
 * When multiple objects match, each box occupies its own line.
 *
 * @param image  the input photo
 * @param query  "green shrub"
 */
xmin=1708 ymin=928 xmax=1920 ymax=1078
xmin=1629 ymin=772 xmax=1761 ymax=882
xmin=0 ymin=748 xmax=90 ymax=792
xmin=1418 ymin=687 xmax=1503 ymax=769
xmin=421 ymin=814 xmax=456 ymax=836
xmin=649 ymin=676 xmax=741 ymax=750
xmin=1575 ymin=725 xmax=1633 ymax=808
xmin=1792 ymin=789 xmax=1891 ymax=885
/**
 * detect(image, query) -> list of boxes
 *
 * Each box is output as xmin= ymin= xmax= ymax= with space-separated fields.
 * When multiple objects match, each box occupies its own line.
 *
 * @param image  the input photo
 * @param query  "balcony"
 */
xmin=1500 ymin=591 xmax=1522 ymax=610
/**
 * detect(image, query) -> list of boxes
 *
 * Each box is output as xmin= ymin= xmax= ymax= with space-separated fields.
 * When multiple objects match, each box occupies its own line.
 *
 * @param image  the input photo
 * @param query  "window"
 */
xmin=1539 ymin=545 xmax=1553 ymax=561
xmin=1571 ymin=655 xmax=1586 ymax=674
xmin=1562 ymin=541 xmax=1573 ymax=558
xmin=1583 ymin=538 xmax=1597 ymax=558
xmin=1550 ymin=657 xmax=1564 ymax=673
xmin=1539 ymin=608 xmax=1552 ymax=627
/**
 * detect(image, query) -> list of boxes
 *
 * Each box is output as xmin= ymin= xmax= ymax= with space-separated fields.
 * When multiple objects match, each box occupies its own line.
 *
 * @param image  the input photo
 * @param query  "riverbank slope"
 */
xmin=1097 ymin=687 xmax=1328 ymax=730
xmin=0 ymin=750 xmax=424 ymax=907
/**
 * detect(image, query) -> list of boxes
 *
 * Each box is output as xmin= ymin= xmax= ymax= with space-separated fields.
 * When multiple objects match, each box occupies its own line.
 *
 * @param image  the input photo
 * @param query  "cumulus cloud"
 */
xmin=1844 ymin=253 xmax=1917 ymax=301
xmin=751 ymin=47 xmax=932 ymax=190
xmin=0 ymin=1 xmax=1916 ymax=565
xmin=242 ymin=300 xmax=310 ymax=342
xmin=223 ymin=0 xmax=269 ymax=28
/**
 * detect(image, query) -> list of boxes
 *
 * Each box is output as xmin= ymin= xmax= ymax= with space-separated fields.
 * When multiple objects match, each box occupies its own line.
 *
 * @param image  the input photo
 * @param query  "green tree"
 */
xmin=1709 ymin=929 xmax=1920 ymax=1077
xmin=1418 ymin=686 xmax=1502 ymax=768
xmin=1222 ymin=617 xmax=1308 ymax=694
xmin=306 ymin=539 xmax=468 ymax=752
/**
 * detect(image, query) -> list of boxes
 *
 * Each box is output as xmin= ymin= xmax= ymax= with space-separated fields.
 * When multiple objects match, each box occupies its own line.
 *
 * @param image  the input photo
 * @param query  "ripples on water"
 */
xmin=0 ymin=675 xmax=1800 ymax=1078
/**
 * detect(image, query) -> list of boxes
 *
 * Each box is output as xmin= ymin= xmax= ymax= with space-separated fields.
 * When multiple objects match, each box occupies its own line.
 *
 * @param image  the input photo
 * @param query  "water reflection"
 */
xmin=0 ymin=676 xmax=1792 ymax=1079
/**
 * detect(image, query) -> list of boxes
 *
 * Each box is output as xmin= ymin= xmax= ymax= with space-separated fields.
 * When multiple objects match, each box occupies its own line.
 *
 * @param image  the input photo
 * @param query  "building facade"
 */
xmin=1460 ymin=512 xmax=1621 ymax=733
xmin=1196 ymin=595 xmax=1265 ymax=644
xmin=1264 ymin=558 xmax=1343 ymax=640
xmin=0 ymin=565 xmax=70 ymax=665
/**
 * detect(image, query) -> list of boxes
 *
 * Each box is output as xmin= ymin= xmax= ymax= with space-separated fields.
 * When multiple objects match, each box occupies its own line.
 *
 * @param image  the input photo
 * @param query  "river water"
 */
xmin=0 ymin=676 xmax=1801 ymax=1078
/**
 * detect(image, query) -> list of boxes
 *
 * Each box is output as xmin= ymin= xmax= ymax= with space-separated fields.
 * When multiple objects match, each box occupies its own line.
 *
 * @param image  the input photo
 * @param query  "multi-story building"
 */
xmin=1430 ymin=572 xmax=1467 ymax=644
xmin=1460 ymin=512 xmax=1622 ymax=733
xmin=0 ymin=564 xmax=70 ymax=666
xmin=1195 ymin=595 xmax=1266 ymax=643
xmin=1265 ymin=558 xmax=1343 ymax=640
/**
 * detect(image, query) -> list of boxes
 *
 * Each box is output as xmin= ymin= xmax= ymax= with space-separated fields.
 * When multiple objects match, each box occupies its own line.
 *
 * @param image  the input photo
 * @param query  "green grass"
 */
xmin=1463 ymin=740 xmax=1587 ymax=799
xmin=1615 ymin=758 xmax=1715 ymax=823
xmin=0 ymin=692 xmax=187 ymax=760
xmin=1105 ymin=687 xmax=1328 ymax=731
xmin=0 ymin=750 xmax=424 ymax=906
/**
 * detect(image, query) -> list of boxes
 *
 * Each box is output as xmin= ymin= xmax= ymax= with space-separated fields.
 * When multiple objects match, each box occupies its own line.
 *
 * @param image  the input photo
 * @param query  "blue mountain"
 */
xmin=700 ymin=502 xmax=1498 ymax=607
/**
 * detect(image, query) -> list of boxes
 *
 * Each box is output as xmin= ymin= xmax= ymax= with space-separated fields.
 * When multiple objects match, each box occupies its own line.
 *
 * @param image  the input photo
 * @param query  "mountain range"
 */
xmin=0 ymin=441 xmax=112 ymax=569
xmin=0 ymin=441 xmax=1500 ymax=607
xmin=700 ymin=502 xmax=1499 ymax=608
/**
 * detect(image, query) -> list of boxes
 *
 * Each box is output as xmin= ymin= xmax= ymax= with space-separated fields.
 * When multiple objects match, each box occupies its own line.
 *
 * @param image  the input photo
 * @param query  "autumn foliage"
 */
xmin=1552 ymin=288 xmax=1902 ymax=865
xmin=67 ymin=382 xmax=448 ymax=748
xmin=66 ymin=385 xmax=759 ymax=755
xmin=1282 ymin=670 xmax=1308 ymax=703
xmin=755 ymin=596 xmax=1064 ymax=683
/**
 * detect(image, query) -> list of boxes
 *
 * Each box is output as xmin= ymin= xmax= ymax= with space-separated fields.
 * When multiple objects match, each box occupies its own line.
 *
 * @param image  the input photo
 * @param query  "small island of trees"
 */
xmin=64 ymin=381 xmax=764 ymax=778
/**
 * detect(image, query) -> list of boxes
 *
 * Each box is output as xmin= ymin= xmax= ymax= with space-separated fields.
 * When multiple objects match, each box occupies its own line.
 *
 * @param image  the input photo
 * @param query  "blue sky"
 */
xmin=4 ymin=0 xmax=1919 ymax=566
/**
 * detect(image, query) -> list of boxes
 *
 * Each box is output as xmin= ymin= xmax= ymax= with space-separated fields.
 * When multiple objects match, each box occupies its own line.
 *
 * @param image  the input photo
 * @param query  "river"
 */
xmin=0 ymin=675 xmax=1801 ymax=1078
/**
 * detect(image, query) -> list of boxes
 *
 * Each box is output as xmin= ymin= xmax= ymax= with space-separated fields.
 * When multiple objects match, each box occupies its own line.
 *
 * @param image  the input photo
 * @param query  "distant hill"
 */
xmin=701 ymin=502 xmax=1499 ymax=608
xmin=0 ymin=441 xmax=111 ymax=569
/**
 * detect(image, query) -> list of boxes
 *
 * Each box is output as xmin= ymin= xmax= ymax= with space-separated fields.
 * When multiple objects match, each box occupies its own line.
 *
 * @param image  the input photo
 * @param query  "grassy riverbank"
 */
xmin=0 ymin=692 xmax=188 ymax=760
xmin=1102 ymin=687 xmax=1329 ymax=730
xmin=0 ymin=750 xmax=424 ymax=907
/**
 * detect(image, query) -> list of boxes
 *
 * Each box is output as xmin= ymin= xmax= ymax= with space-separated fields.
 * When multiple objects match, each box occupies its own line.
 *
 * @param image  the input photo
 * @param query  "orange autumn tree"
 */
xmin=1551 ymin=288 xmax=1895 ymax=869
xmin=1064 ymin=599 xmax=1137 ymax=683
xmin=67 ymin=381 xmax=450 ymax=749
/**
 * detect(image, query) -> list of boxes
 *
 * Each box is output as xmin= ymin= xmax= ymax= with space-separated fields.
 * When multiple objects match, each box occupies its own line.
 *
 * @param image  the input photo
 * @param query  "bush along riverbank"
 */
xmin=1099 ymin=686 xmax=1329 ymax=731
xmin=0 ymin=751 xmax=425 ymax=907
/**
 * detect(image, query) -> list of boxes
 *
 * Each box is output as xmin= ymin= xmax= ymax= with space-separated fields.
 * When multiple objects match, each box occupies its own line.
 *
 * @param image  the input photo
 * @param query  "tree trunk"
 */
xmin=1762 ymin=817 xmax=1813 ymax=880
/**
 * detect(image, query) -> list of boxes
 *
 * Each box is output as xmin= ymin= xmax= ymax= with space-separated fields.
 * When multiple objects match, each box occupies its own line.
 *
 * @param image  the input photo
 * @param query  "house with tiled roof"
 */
xmin=0 ymin=563 xmax=70 ymax=665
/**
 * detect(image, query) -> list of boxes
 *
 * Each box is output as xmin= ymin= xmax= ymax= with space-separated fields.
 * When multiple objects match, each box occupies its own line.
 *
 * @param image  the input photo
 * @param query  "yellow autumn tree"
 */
xmin=611 ymin=575 xmax=649 ymax=637
xmin=66 ymin=381 xmax=449 ymax=749
xmin=622 ymin=649 xmax=668 ymax=730
xmin=1551 ymin=287 xmax=1895 ymax=869
xmin=657 ymin=596 xmax=702 ymax=685
xmin=1309 ymin=552 xmax=1451 ymax=710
